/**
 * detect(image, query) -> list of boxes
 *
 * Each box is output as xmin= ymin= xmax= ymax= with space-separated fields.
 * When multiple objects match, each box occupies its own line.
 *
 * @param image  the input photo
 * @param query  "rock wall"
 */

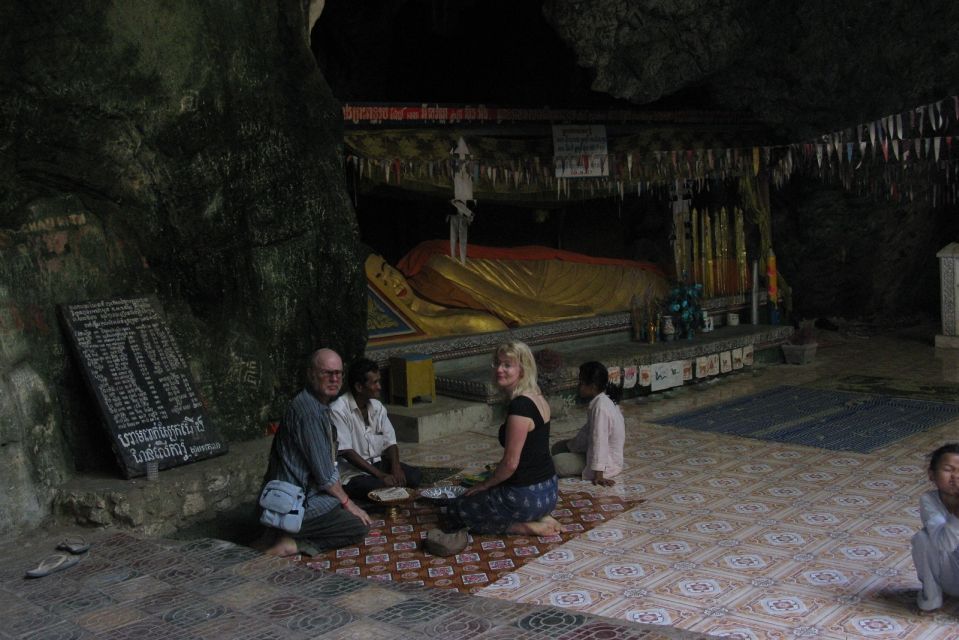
xmin=772 ymin=179 xmax=950 ymax=320
xmin=543 ymin=0 xmax=959 ymax=139
xmin=0 ymin=1 xmax=365 ymax=535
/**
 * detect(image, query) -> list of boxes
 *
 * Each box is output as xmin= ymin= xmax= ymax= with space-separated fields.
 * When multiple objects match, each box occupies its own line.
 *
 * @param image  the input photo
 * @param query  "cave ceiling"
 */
xmin=315 ymin=0 xmax=959 ymax=141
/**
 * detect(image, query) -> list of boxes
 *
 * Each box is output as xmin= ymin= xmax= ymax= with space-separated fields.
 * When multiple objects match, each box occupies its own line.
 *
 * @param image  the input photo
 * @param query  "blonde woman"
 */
xmin=450 ymin=341 xmax=560 ymax=537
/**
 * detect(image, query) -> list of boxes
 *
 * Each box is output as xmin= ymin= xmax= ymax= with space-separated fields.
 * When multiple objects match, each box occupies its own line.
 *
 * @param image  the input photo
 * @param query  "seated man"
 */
xmin=257 ymin=348 xmax=372 ymax=556
xmin=330 ymin=357 xmax=423 ymax=500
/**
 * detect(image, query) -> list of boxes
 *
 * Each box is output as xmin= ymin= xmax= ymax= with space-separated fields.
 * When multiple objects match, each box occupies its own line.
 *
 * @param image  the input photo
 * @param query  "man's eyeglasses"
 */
xmin=318 ymin=369 xmax=343 ymax=378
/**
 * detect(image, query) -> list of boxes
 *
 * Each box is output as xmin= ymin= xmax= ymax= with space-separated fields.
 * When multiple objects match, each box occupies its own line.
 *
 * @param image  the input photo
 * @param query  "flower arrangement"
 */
xmin=782 ymin=319 xmax=818 ymax=364
xmin=663 ymin=280 xmax=703 ymax=339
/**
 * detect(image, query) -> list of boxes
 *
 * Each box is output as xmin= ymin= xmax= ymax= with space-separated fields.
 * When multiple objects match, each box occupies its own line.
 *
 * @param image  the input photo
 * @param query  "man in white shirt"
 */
xmin=330 ymin=357 xmax=423 ymax=499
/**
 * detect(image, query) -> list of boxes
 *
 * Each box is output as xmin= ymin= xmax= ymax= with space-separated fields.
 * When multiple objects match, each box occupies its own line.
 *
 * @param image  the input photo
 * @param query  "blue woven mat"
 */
xmin=656 ymin=385 xmax=959 ymax=453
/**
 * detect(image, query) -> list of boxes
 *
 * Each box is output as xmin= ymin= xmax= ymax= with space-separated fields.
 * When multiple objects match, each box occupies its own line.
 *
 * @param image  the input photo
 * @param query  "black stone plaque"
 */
xmin=61 ymin=296 xmax=227 ymax=478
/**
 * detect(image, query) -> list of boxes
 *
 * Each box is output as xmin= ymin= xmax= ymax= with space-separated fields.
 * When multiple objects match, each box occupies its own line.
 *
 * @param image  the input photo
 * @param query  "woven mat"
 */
xmin=416 ymin=466 xmax=461 ymax=486
xmin=295 ymin=490 xmax=644 ymax=593
xmin=657 ymin=384 xmax=959 ymax=453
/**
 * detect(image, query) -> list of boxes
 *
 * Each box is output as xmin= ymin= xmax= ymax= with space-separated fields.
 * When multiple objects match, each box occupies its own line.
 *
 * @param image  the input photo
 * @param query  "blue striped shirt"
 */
xmin=264 ymin=389 xmax=340 ymax=517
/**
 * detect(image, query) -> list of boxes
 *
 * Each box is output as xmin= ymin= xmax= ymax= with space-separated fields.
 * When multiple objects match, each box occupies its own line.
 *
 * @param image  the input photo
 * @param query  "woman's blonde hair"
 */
xmin=492 ymin=340 xmax=541 ymax=398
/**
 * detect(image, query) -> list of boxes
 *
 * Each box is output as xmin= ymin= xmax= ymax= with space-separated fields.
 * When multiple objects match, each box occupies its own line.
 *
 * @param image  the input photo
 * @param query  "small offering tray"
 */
xmin=419 ymin=485 xmax=467 ymax=501
xmin=367 ymin=487 xmax=411 ymax=503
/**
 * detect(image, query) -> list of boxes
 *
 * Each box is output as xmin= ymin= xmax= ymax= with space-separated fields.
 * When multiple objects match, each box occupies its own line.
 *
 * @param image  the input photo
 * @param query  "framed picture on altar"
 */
xmin=639 ymin=366 xmax=651 ymax=387
xmin=695 ymin=356 xmax=709 ymax=378
xmin=732 ymin=348 xmax=743 ymax=369
xmin=720 ymin=351 xmax=732 ymax=373
xmin=707 ymin=354 xmax=720 ymax=376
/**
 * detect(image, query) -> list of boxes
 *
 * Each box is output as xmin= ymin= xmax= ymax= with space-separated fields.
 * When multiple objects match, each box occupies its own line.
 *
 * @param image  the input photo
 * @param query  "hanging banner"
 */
xmin=553 ymin=125 xmax=609 ymax=178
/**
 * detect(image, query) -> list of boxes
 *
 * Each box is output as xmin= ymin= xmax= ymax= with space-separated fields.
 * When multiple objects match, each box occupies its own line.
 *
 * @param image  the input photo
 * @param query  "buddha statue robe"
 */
xmin=397 ymin=240 xmax=669 ymax=326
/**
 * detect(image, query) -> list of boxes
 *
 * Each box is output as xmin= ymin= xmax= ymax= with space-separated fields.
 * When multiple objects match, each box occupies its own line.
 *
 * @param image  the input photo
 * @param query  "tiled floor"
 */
xmin=0 ymin=530 xmax=707 ymax=639
xmin=4 ymin=326 xmax=959 ymax=639
xmin=440 ymin=329 xmax=959 ymax=639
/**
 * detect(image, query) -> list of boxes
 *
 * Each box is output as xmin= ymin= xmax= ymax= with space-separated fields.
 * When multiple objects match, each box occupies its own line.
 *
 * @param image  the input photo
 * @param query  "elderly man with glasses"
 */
xmin=257 ymin=348 xmax=372 ymax=557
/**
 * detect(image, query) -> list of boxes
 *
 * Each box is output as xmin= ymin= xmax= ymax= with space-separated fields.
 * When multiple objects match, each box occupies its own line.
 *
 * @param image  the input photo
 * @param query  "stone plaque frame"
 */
xmin=60 ymin=296 xmax=227 ymax=478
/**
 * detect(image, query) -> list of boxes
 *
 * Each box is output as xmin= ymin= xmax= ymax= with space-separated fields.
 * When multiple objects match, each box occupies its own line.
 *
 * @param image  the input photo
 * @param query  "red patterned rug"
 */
xmin=294 ymin=490 xmax=644 ymax=593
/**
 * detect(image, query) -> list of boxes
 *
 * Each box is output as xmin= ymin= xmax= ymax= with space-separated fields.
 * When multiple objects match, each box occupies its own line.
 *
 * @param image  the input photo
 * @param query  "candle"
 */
xmin=767 ymin=249 xmax=778 ymax=308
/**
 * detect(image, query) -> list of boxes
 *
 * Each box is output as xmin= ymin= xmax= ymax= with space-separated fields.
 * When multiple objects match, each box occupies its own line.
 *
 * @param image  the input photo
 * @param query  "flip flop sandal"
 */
xmin=25 ymin=553 xmax=80 ymax=578
xmin=56 ymin=537 xmax=91 ymax=554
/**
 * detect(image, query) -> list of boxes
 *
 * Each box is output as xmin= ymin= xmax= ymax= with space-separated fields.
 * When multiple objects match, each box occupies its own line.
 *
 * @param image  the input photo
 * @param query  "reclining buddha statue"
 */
xmin=395 ymin=240 xmax=670 ymax=327
xmin=366 ymin=254 xmax=509 ymax=340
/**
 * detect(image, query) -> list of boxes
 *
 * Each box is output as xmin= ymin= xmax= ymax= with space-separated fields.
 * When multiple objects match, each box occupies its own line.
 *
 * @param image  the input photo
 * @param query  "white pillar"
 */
xmin=935 ymin=243 xmax=959 ymax=348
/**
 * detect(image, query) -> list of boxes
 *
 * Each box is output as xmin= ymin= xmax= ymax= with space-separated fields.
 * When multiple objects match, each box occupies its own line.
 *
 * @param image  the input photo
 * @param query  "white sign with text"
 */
xmin=553 ymin=125 xmax=609 ymax=177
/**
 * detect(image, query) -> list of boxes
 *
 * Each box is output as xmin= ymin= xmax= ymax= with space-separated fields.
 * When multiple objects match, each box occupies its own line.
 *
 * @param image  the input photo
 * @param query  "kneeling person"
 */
xmin=331 ymin=358 xmax=423 ymax=500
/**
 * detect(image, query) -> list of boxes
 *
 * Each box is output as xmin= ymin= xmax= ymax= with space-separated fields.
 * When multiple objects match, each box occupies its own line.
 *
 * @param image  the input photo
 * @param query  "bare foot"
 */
xmin=508 ymin=517 xmax=561 ymax=537
xmin=264 ymin=535 xmax=299 ymax=557
xmin=538 ymin=515 xmax=562 ymax=532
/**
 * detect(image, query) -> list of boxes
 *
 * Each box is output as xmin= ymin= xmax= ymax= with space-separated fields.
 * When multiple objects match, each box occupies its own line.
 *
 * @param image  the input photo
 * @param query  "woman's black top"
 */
xmin=497 ymin=395 xmax=555 ymax=486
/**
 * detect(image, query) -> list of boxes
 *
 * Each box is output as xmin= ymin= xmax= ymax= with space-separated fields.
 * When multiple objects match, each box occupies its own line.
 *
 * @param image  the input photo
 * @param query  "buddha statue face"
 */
xmin=369 ymin=256 xmax=413 ymax=305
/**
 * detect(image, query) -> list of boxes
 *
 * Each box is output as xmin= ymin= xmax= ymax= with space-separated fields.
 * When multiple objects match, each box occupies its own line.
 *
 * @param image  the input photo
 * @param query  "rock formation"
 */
xmin=0 ymin=1 xmax=363 ymax=534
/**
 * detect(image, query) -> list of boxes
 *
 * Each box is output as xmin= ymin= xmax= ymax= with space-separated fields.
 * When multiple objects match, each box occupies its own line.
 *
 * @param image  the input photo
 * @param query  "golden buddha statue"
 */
xmin=366 ymin=254 xmax=509 ymax=339
xmin=397 ymin=240 xmax=670 ymax=326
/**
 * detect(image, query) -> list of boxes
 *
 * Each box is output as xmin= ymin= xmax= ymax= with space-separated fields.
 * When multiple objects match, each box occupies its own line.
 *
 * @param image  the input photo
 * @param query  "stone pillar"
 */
xmin=936 ymin=243 xmax=959 ymax=348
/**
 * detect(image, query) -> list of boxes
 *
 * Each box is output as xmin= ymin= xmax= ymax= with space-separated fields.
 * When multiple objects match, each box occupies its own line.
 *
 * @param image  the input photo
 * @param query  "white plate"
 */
xmin=419 ymin=485 xmax=467 ymax=500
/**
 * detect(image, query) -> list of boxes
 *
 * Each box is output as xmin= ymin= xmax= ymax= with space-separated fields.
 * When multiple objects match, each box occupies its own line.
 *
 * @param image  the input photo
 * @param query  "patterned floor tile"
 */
xmin=127 ymin=587 xmax=199 ymax=616
xmin=473 ymin=624 xmax=564 ymax=640
xmin=186 ymin=611 xmax=291 ymax=640
xmin=513 ymin=606 xmax=589 ymax=634
xmin=75 ymin=606 xmax=150 ymax=633
xmin=18 ymin=622 xmax=97 ymax=640
xmin=182 ymin=569 xmax=250 ymax=594
xmin=411 ymin=609 xmax=494 ymax=639
xmin=555 ymin=619 xmax=658 ymax=640
xmin=246 ymin=595 xmax=316 ymax=623
xmin=207 ymin=581 xmax=285 ymax=609
xmin=312 ymin=617 xmax=402 ymax=640
xmin=278 ymin=605 xmax=355 ymax=635
xmin=688 ymin=614 xmax=794 ymax=640
xmin=332 ymin=584 xmax=410 ymax=613
xmin=5 ymin=605 xmax=70 ymax=637
xmin=99 ymin=575 xmax=172 ymax=603
xmin=368 ymin=598 xmax=456 ymax=629
xmin=593 ymin=595 xmax=705 ymax=629
xmin=159 ymin=600 xmax=232 ymax=628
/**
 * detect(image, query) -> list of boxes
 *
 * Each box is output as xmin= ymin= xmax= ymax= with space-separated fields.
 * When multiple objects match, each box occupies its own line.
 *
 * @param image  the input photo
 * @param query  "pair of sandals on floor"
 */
xmin=24 ymin=538 xmax=91 ymax=578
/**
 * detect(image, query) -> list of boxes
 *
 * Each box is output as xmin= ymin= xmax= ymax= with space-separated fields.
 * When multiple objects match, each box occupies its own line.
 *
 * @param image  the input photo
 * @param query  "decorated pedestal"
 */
xmin=936 ymin=243 xmax=959 ymax=349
